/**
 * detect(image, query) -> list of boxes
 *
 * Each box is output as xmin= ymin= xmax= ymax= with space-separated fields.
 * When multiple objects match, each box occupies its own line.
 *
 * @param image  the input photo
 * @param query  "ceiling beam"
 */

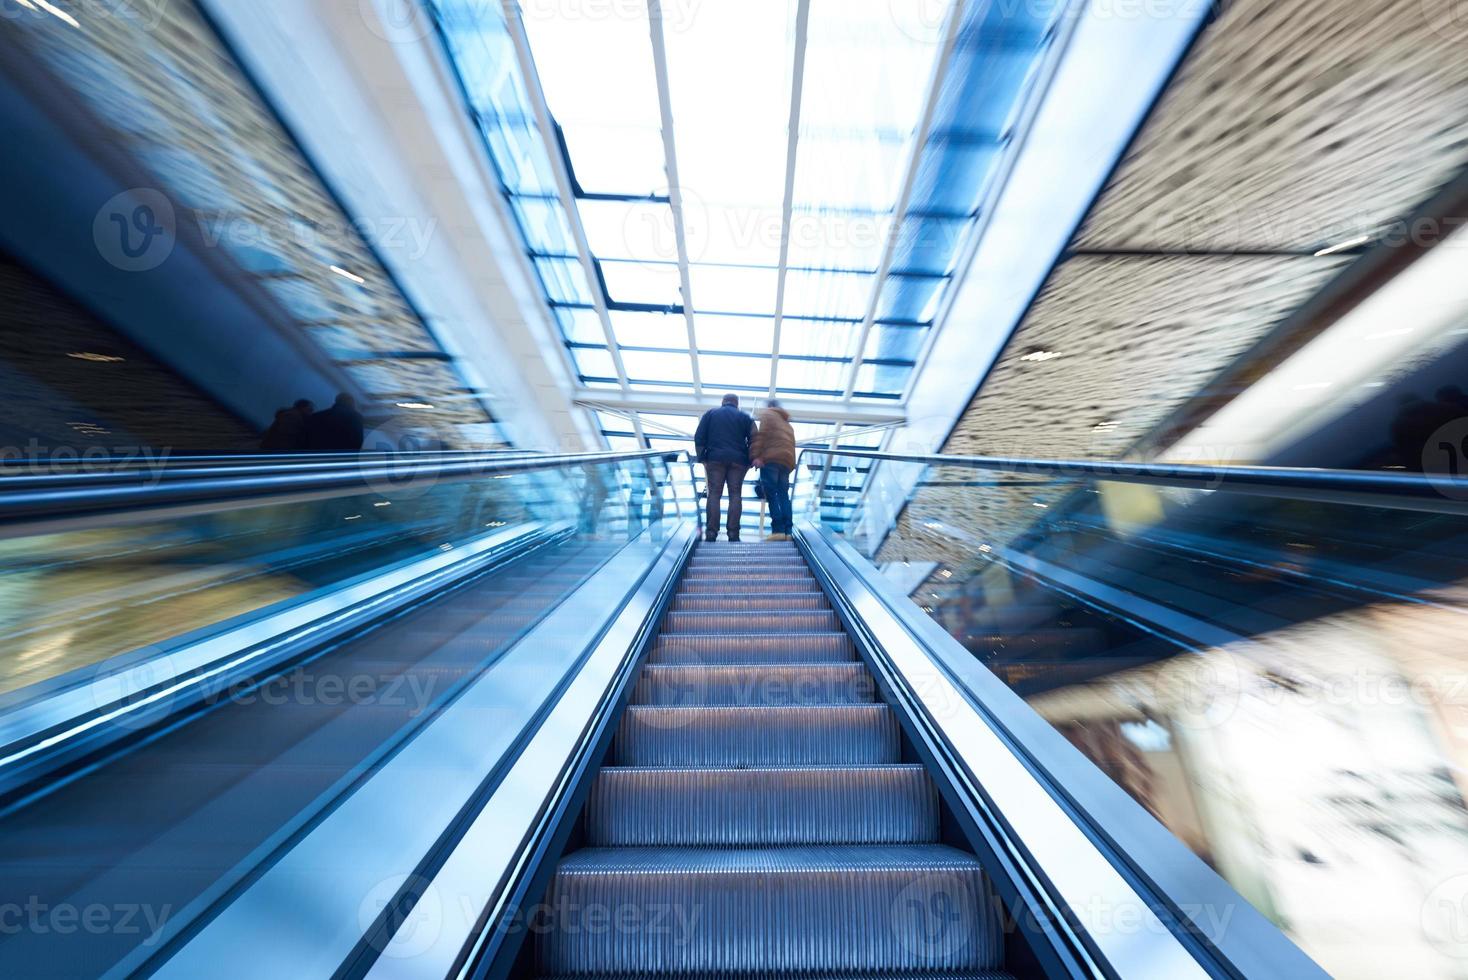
xmin=841 ymin=1 xmax=967 ymax=401
xmin=768 ymin=0 xmax=813 ymax=397
xmin=500 ymin=0 xmax=631 ymax=393
xmin=645 ymin=0 xmax=704 ymax=396
xmin=575 ymin=390 xmax=904 ymax=426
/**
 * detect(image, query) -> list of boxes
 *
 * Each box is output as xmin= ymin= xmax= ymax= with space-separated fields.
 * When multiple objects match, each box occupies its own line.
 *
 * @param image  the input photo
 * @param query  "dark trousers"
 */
xmin=703 ymin=462 xmax=747 ymax=540
xmin=760 ymin=464 xmax=793 ymax=534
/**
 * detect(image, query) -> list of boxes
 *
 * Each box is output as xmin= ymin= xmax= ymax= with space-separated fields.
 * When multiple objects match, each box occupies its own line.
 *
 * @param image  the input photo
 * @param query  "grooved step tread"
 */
xmin=663 ymin=610 xmax=840 ymax=634
xmin=586 ymin=765 xmax=938 ymax=846
xmin=539 ymin=846 xmax=1005 ymax=975
xmin=615 ymin=705 xmax=900 ymax=766
xmin=671 ymin=593 xmax=831 ymax=612
xmin=650 ymin=632 xmax=856 ymax=664
xmin=633 ymin=664 xmax=875 ymax=706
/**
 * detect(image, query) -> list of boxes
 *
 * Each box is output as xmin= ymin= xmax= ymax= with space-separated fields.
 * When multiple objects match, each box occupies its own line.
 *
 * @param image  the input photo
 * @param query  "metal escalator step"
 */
xmin=697 ymin=542 xmax=799 ymax=551
xmin=680 ymin=569 xmax=816 ymax=583
xmin=687 ymin=558 xmax=808 ymax=570
xmin=540 ymin=974 xmax=1014 ymax=980
xmin=632 ymin=664 xmax=874 ymax=706
xmin=650 ymin=633 xmax=855 ymax=664
xmin=663 ymin=610 xmax=840 ymax=634
xmin=615 ymin=705 xmax=899 ymax=766
xmin=585 ymin=766 xmax=938 ymax=845
xmin=670 ymin=592 xmax=829 ymax=612
xmin=536 ymin=845 xmax=1006 ymax=975
xmin=678 ymin=576 xmax=821 ymax=593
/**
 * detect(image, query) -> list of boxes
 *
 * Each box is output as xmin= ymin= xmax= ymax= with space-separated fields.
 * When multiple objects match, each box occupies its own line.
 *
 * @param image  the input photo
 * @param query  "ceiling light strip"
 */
xmin=768 ymin=0 xmax=813 ymax=398
xmin=500 ymin=0 xmax=631 ymax=393
xmin=841 ymin=0 xmax=968 ymax=401
xmin=646 ymin=0 xmax=704 ymax=396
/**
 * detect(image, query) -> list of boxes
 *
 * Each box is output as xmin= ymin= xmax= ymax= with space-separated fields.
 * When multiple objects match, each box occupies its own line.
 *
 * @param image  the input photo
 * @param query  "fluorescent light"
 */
xmin=1020 ymin=350 xmax=1062 ymax=363
xmin=1314 ymin=234 xmax=1372 ymax=257
xmin=330 ymin=265 xmax=366 ymax=285
xmin=395 ymin=402 xmax=434 ymax=410
xmin=67 ymin=352 xmax=125 ymax=363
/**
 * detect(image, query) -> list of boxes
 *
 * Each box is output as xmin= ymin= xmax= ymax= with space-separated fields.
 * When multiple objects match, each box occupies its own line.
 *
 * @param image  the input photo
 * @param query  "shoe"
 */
xmin=729 ymin=536 xmax=741 ymax=543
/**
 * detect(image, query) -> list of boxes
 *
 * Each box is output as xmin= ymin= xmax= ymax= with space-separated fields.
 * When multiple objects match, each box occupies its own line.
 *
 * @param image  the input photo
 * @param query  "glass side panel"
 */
xmin=0 ymin=453 xmax=682 ymax=976
xmin=815 ymin=457 xmax=1468 ymax=978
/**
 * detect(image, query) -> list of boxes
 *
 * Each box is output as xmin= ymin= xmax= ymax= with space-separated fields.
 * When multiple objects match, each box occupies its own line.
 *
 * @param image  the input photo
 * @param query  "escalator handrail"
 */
xmin=798 ymin=447 xmax=1468 ymax=514
xmin=0 ymin=449 xmax=679 ymax=528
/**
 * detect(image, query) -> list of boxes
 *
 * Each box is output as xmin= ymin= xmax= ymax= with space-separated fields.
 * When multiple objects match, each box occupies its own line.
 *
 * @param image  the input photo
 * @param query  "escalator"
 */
xmin=536 ymin=539 xmax=1011 ymax=977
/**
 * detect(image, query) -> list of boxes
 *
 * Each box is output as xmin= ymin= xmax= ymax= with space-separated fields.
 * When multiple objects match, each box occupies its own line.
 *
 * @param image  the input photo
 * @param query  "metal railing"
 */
xmin=798 ymin=447 xmax=1468 ymax=516
xmin=0 ymin=449 xmax=683 ymax=532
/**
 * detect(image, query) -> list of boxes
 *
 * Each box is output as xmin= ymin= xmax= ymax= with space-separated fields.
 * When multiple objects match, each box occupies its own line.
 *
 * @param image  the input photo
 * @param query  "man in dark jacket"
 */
xmin=693 ymin=393 xmax=753 ymax=542
xmin=304 ymin=392 xmax=365 ymax=452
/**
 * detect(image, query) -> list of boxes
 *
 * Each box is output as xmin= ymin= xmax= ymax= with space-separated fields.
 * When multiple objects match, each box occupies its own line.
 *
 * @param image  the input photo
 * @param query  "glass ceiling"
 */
xmin=428 ymin=0 xmax=1065 ymax=514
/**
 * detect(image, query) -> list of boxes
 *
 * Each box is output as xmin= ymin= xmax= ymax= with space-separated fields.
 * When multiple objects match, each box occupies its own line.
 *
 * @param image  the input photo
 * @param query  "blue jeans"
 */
xmin=760 ymin=464 xmax=792 ymax=534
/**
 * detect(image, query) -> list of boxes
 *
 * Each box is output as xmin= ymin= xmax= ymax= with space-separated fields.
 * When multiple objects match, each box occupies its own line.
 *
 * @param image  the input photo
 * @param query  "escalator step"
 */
xmin=663 ymin=610 xmax=840 ymax=634
xmin=536 ymin=845 xmax=1006 ymax=975
xmin=680 ymin=569 xmax=817 ymax=583
xmin=585 ymin=766 xmax=938 ymax=846
xmin=678 ymin=576 xmax=821 ymax=593
xmin=540 ymin=974 xmax=1013 ymax=979
xmin=650 ymin=632 xmax=855 ymax=664
xmin=615 ymin=705 xmax=899 ymax=766
xmin=687 ymin=559 xmax=809 ymax=571
xmin=670 ymin=592 xmax=830 ymax=612
xmin=632 ymin=664 xmax=874 ymax=706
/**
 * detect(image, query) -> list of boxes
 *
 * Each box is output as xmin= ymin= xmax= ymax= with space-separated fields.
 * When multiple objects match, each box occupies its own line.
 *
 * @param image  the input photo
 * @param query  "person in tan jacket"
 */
xmin=749 ymin=399 xmax=798 ymax=541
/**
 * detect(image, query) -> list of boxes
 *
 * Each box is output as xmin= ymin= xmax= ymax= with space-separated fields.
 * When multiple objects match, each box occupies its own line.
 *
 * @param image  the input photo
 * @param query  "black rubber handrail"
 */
xmin=798 ymin=448 xmax=1468 ymax=516
xmin=0 ymin=450 xmax=679 ymax=529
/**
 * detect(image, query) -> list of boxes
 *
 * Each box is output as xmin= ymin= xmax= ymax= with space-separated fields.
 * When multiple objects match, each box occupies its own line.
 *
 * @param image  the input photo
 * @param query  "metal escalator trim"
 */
xmin=0 ymin=520 xmax=566 ymax=804
xmin=149 ymin=522 xmax=697 ymax=980
xmin=537 ymin=844 xmax=1005 ymax=975
xmin=798 ymin=522 xmax=1322 ymax=980
xmin=584 ymin=765 xmax=938 ymax=846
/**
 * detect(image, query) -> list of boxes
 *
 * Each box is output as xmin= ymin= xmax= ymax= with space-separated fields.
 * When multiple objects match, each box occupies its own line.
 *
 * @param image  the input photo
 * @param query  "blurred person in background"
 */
xmin=750 ymin=398 xmax=797 ymax=542
xmin=305 ymin=393 xmax=364 ymax=452
xmin=259 ymin=398 xmax=314 ymax=451
xmin=694 ymin=393 xmax=753 ymax=542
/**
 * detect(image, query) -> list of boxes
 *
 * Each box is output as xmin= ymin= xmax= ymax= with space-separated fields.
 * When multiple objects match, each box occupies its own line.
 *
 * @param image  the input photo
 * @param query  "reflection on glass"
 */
xmin=820 ymin=457 xmax=1468 ymax=980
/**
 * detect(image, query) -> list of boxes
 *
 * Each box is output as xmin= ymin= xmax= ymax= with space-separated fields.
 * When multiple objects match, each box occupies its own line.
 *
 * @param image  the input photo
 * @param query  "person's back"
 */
xmin=305 ymin=393 xmax=365 ymax=452
xmin=694 ymin=395 xmax=753 ymax=541
xmin=750 ymin=401 xmax=798 ymax=540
